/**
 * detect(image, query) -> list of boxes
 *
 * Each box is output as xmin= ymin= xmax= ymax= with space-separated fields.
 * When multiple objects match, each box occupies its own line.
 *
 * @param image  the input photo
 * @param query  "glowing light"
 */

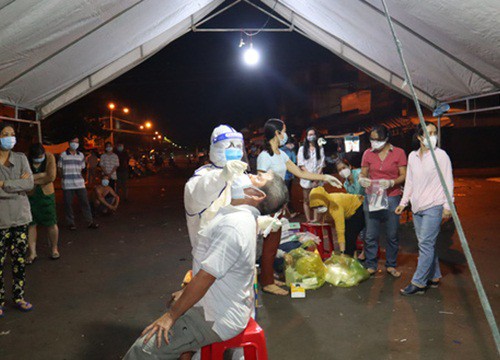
xmin=123 ymin=107 xmax=129 ymax=114
xmin=108 ymin=102 xmax=116 ymax=110
xmin=155 ymin=131 xmax=158 ymax=135
xmin=140 ymin=125 xmax=144 ymax=130
xmin=157 ymin=135 xmax=162 ymax=139
xmin=243 ymin=44 xmax=259 ymax=66
xmin=145 ymin=121 xmax=152 ymax=129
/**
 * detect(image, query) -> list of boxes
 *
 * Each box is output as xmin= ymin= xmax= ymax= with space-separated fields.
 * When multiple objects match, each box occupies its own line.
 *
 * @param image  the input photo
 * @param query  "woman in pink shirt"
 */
xmin=396 ymin=122 xmax=454 ymax=295
xmin=359 ymin=125 xmax=407 ymax=277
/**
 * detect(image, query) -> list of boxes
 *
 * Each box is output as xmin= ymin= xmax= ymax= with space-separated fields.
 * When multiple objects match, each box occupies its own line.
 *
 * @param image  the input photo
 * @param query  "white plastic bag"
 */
xmin=366 ymin=180 xmax=388 ymax=212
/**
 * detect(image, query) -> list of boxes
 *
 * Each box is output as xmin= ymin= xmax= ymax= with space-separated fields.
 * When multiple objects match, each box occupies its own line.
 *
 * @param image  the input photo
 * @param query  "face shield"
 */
xmin=209 ymin=125 xmax=244 ymax=167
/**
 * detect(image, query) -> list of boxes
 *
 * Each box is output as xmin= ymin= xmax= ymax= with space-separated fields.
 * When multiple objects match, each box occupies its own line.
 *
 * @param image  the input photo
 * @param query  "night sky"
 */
xmin=47 ymin=4 xmax=344 ymax=147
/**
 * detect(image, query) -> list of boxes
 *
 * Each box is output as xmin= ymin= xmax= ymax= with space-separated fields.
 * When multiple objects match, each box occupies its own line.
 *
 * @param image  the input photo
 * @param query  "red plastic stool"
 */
xmin=300 ymin=223 xmax=334 ymax=260
xmin=201 ymin=318 xmax=268 ymax=360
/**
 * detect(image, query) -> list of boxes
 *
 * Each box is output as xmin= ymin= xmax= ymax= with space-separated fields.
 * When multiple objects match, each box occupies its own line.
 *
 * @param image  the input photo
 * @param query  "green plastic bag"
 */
xmin=324 ymin=254 xmax=370 ymax=287
xmin=284 ymin=248 xmax=326 ymax=290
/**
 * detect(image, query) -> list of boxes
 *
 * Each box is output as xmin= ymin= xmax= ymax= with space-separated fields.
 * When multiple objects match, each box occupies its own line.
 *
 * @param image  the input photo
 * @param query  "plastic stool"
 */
xmin=300 ymin=223 xmax=334 ymax=260
xmin=201 ymin=318 xmax=268 ymax=360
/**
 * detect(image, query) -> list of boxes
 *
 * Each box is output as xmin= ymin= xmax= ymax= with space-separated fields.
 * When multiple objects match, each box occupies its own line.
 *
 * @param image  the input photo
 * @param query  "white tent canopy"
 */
xmin=0 ymin=0 xmax=499 ymax=117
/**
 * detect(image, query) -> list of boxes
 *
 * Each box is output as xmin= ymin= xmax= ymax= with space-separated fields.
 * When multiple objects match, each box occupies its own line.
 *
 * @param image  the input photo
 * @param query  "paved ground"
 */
xmin=0 ymin=168 xmax=499 ymax=360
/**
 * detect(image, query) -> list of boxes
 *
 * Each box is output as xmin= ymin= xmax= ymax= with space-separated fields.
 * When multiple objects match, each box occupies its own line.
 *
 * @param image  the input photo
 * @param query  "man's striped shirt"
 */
xmin=58 ymin=149 xmax=86 ymax=190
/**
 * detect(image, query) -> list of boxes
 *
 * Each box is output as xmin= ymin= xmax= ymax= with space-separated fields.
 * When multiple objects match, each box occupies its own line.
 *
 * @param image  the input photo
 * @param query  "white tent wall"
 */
xmin=0 ymin=0 xmax=224 ymax=116
xmin=0 ymin=0 xmax=499 ymax=118
xmin=262 ymin=0 xmax=499 ymax=108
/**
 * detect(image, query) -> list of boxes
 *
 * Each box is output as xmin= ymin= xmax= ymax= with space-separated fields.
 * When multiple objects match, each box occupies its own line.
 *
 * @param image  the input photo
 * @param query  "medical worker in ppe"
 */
xmin=184 ymin=125 xmax=247 ymax=250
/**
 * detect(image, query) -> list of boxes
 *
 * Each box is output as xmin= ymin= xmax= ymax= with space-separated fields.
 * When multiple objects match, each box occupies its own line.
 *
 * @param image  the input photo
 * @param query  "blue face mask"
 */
xmin=279 ymin=132 xmax=288 ymax=147
xmin=101 ymin=179 xmax=110 ymax=187
xmin=225 ymin=147 xmax=243 ymax=161
xmin=33 ymin=155 xmax=46 ymax=163
xmin=0 ymin=136 xmax=16 ymax=151
xmin=69 ymin=142 xmax=79 ymax=150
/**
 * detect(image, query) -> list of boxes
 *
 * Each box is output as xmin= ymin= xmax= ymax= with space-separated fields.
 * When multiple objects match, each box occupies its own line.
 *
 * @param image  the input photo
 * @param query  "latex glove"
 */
xmin=359 ymin=177 xmax=371 ymax=188
xmin=379 ymin=179 xmax=395 ymax=190
xmin=323 ymin=174 xmax=343 ymax=188
xmin=221 ymin=160 xmax=247 ymax=181
xmin=257 ymin=215 xmax=282 ymax=237
xmin=315 ymin=206 xmax=328 ymax=214
xmin=318 ymin=137 xmax=327 ymax=146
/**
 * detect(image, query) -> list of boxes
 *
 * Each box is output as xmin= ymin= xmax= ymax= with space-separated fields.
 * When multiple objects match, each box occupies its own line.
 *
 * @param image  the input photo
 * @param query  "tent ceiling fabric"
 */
xmin=0 ymin=0 xmax=498 ymax=117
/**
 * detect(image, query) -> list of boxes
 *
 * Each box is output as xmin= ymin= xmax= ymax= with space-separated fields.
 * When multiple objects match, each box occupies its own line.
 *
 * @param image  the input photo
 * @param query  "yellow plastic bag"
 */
xmin=284 ymin=248 xmax=326 ymax=290
xmin=324 ymin=254 xmax=370 ymax=287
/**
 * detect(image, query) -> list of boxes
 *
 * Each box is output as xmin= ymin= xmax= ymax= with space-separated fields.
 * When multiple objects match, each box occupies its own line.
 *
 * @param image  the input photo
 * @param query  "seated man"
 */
xmin=92 ymin=176 xmax=120 ymax=215
xmin=124 ymin=172 xmax=288 ymax=360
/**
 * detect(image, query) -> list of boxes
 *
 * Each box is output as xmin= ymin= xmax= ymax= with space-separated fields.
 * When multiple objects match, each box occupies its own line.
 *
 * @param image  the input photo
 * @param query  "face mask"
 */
xmin=0 ymin=136 xmax=16 ymax=150
xmin=225 ymin=147 xmax=243 ymax=161
xmin=101 ymin=179 xmax=110 ymax=187
xmin=33 ymin=155 xmax=46 ymax=163
xmin=307 ymin=135 xmax=317 ymax=142
xmin=279 ymin=132 xmax=288 ymax=147
xmin=106 ymin=146 xmax=113 ymax=152
xmin=370 ymin=140 xmax=386 ymax=150
xmin=117 ymin=146 xmax=124 ymax=152
xmin=339 ymin=168 xmax=351 ymax=179
xmin=231 ymin=174 xmax=253 ymax=199
xmin=423 ymin=135 xmax=437 ymax=149
xmin=69 ymin=142 xmax=79 ymax=150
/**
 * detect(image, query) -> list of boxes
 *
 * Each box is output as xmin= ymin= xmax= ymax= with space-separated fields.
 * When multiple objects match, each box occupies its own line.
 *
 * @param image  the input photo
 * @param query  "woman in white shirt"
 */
xmin=297 ymin=127 xmax=325 ymax=222
xmin=256 ymin=119 xmax=342 ymax=295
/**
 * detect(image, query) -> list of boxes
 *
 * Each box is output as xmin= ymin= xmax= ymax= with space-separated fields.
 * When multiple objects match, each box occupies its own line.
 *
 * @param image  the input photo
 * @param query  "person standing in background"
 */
xmin=116 ymin=142 xmax=130 ymax=201
xmin=0 ymin=123 xmax=34 ymax=316
xmin=58 ymin=137 xmax=99 ymax=231
xmin=26 ymin=143 xmax=60 ymax=263
xmin=99 ymin=142 xmax=119 ymax=190
xmin=297 ymin=127 xmax=325 ymax=223
xmin=359 ymin=125 xmax=407 ymax=277
xmin=396 ymin=122 xmax=454 ymax=295
xmin=85 ymin=150 xmax=99 ymax=187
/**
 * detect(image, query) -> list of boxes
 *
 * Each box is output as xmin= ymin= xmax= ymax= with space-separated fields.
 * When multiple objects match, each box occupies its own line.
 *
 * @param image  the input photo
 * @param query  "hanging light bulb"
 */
xmin=238 ymin=33 xmax=245 ymax=48
xmin=243 ymin=42 xmax=259 ymax=66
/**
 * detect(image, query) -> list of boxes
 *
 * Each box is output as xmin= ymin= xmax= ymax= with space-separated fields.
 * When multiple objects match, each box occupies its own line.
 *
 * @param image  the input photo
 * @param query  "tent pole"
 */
xmin=36 ymin=112 xmax=42 ymax=144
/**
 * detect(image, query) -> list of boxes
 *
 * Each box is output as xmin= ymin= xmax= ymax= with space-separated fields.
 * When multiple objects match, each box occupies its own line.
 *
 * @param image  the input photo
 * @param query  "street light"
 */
xmin=108 ymin=103 xmax=116 ymax=144
xmin=145 ymin=121 xmax=152 ymax=129
xmin=123 ymin=107 xmax=130 ymax=114
xmin=157 ymin=135 xmax=162 ymax=140
xmin=140 ymin=125 xmax=144 ymax=130
xmin=155 ymin=131 xmax=158 ymax=135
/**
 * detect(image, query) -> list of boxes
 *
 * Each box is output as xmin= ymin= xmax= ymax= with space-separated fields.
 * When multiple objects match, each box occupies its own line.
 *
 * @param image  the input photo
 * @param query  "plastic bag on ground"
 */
xmin=324 ymin=254 xmax=370 ymax=287
xmin=284 ymin=248 xmax=326 ymax=290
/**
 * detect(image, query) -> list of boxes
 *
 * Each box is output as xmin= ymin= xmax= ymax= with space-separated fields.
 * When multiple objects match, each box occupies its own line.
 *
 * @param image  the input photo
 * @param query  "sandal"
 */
xmin=367 ymin=268 xmax=377 ymax=276
xmin=274 ymin=279 xmax=286 ymax=287
xmin=386 ymin=267 xmax=402 ymax=278
xmin=26 ymin=256 xmax=37 ymax=265
xmin=51 ymin=252 xmax=60 ymax=260
xmin=262 ymin=284 xmax=289 ymax=296
xmin=14 ymin=299 xmax=33 ymax=312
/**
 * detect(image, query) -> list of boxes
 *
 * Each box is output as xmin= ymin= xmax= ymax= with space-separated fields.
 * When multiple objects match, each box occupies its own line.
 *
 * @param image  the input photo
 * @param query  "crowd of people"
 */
xmin=0 ymin=118 xmax=455 ymax=357
xmin=123 ymin=118 xmax=454 ymax=358
xmin=0 ymin=122 xmax=132 ymax=317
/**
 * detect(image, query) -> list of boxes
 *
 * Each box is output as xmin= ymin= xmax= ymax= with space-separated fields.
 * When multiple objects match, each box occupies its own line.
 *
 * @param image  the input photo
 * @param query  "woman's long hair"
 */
xmin=263 ymin=118 xmax=285 ymax=156
xmin=303 ymin=127 xmax=321 ymax=160
xmin=28 ymin=143 xmax=47 ymax=172
xmin=412 ymin=122 xmax=436 ymax=149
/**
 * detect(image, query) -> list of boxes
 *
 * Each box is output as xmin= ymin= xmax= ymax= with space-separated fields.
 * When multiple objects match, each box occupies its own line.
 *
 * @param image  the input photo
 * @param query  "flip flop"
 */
xmin=262 ymin=284 xmax=289 ymax=296
xmin=51 ymin=253 xmax=60 ymax=260
xmin=14 ymin=300 xmax=33 ymax=312
xmin=386 ymin=268 xmax=402 ymax=278
xmin=274 ymin=279 xmax=286 ymax=287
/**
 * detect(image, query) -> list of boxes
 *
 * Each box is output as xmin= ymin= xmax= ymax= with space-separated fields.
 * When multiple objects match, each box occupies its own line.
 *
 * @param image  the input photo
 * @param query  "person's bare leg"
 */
xmin=48 ymin=224 xmax=59 ymax=257
xmin=27 ymin=225 xmax=37 ymax=262
xmin=302 ymin=189 xmax=311 ymax=222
